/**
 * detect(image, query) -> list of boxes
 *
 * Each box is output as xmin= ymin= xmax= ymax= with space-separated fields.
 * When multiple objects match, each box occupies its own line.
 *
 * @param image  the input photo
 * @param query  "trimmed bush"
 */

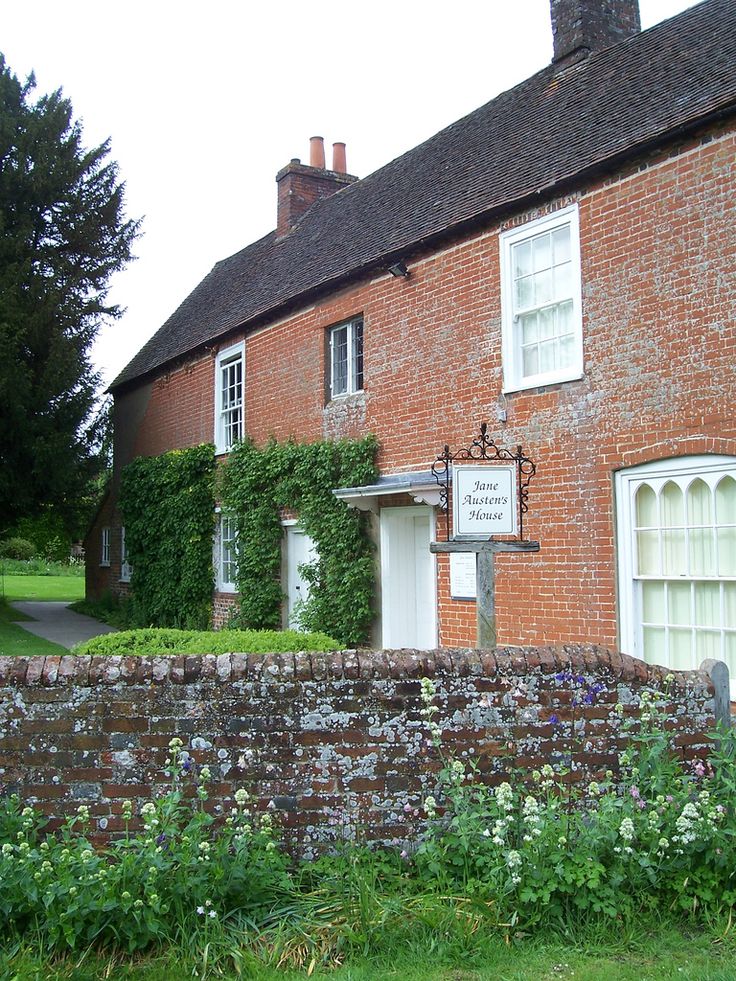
xmin=72 ymin=627 xmax=340 ymax=656
xmin=0 ymin=537 xmax=36 ymax=560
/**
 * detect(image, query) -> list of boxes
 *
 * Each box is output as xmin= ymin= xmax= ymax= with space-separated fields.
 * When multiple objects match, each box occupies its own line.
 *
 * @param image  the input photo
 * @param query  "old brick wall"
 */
xmin=0 ymin=647 xmax=717 ymax=854
xmin=100 ymin=124 xmax=736 ymax=647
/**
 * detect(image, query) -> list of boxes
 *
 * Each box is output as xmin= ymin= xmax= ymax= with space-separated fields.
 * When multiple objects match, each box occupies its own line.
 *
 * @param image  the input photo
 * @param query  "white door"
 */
xmin=286 ymin=526 xmax=316 ymax=628
xmin=380 ymin=506 xmax=436 ymax=649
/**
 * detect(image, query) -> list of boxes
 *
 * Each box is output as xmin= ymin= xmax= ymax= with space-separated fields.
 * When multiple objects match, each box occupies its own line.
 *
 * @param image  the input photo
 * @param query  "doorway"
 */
xmin=380 ymin=506 xmax=436 ymax=649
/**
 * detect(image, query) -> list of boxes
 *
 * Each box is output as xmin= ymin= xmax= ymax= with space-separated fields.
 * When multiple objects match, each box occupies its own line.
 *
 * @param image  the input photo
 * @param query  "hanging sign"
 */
xmin=452 ymin=463 xmax=517 ymax=539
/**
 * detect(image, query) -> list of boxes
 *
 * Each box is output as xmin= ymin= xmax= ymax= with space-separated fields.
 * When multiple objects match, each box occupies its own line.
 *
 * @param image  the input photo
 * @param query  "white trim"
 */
xmin=214 ymin=511 xmax=238 ymax=593
xmin=214 ymin=341 xmax=245 ymax=454
xmin=500 ymin=204 xmax=583 ymax=394
xmin=328 ymin=317 xmax=363 ymax=400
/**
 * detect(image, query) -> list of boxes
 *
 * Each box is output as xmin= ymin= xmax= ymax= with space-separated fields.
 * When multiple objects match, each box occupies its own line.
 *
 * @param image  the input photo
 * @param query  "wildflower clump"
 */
xmin=414 ymin=674 xmax=736 ymax=924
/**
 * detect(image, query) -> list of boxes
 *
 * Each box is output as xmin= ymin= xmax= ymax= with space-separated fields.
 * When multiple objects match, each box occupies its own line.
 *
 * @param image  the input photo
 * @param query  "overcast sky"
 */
xmin=2 ymin=0 xmax=698 ymax=390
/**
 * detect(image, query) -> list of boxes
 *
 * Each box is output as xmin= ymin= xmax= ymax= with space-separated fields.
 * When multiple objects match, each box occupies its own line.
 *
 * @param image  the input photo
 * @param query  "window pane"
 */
xmin=695 ymin=630 xmax=720 ymax=663
xmin=637 ymin=529 xmax=659 ymax=575
xmin=539 ymin=340 xmax=556 ymax=373
xmin=642 ymin=581 xmax=665 ymax=623
xmin=332 ymin=326 xmax=348 ymax=396
xmin=724 ymin=583 xmax=736 ymax=628
xmin=689 ymin=528 xmax=715 ymax=576
xmin=694 ymin=582 xmax=720 ymax=627
xmin=515 ymin=275 xmax=534 ymax=309
xmin=661 ymin=481 xmax=684 ymax=526
xmin=558 ymin=333 xmax=576 ymax=370
xmin=533 ymin=268 xmax=553 ymax=305
xmin=532 ymin=232 xmax=551 ymax=270
xmin=668 ymin=581 xmax=691 ymax=626
xmin=538 ymin=306 xmax=555 ymax=340
xmin=670 ymin=628 xmax=692 ymax=670
xmin=553 ymin=261 xmax=572 ymax=299
xmin=687 ymin=478 xmax=712 ymax=525
xmin=643 ymin=626 xmax=666 ymax=663
xmin=715 ymin=476 xmax=736 ymax=523
xmin=353 ymin=320 xmax=364 ymax=391
xmin=662 ymin=528 xmax=686 ymax=575
xmin=556 ymin=298 xmax=573 ymax=334
xmin=635 ymin=485 xmax=657 ymax=528
xmin=522 ymin=344 xmax=539 ymax=377
xmin=717 ymin=528 xmax=736 ymax=575
xmin=521 ymin=313 xmax=538 ymax=344
xmin=513 ymin=240 xmax=533 ymax=278
xmin=552 ymin=225 xmax=571 ymax=264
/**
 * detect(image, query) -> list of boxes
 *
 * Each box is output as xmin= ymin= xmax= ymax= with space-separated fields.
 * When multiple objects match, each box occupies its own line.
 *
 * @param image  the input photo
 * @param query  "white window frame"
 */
xmin=214 ymin=510 xmax=238 ymax=593
xmin=615 ymin=455 xmax=736 ymax=689
xmin=100 ymin=527 xmax=111 ymax=567
xmin=214 ymin=341 xmax=245 ymax=454
xmin=329 ymin=317 xmax=363 ymax=400
xmin=120 ymin=526 xmax=132 ymax=583
xmin=500 ymin=205 xmax=583 ymax=393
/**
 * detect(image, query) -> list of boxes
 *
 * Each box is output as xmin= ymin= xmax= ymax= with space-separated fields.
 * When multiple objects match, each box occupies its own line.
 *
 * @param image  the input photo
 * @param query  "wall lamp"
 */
xmin=388 ymin=260 xmax=410 ymax=279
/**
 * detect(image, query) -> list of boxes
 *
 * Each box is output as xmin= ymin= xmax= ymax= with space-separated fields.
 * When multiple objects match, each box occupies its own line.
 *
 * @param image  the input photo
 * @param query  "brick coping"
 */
xmin=0 ymin=644 xmax=706 ymax=689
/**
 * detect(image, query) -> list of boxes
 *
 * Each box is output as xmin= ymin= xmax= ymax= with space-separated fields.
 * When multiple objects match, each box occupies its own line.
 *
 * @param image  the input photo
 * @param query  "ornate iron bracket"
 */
xmin=431 ymin=422 xmax=536 ymax=541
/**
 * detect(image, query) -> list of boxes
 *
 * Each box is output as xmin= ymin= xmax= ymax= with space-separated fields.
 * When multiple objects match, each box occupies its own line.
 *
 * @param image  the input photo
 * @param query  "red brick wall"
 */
xmin=0 ymin=646 xmax=718 ymax=853
xmin=103 ymin=126 xmax=736 ymax=646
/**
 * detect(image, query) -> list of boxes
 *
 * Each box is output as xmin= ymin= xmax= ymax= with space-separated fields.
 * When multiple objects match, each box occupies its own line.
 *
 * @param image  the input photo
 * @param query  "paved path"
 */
xmin=11 ymin=601 xmax=117 ymax=649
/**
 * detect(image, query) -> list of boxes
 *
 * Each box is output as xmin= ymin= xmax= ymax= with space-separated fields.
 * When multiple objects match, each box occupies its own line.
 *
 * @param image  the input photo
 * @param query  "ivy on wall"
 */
xmin=219 ymin=436 xmax=378 ymax=646
xmin=120 ymin=444 xmax=216 ymax=630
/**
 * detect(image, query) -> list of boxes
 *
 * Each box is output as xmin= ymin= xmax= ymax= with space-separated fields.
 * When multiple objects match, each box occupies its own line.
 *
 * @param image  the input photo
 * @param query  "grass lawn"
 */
xmin=0 ymin=573 xmax=85 ymax=602
xmin=0 ymin=598 xmax=68 ymax=656
xmin=2 ymin=925 xmax=736 ymax=979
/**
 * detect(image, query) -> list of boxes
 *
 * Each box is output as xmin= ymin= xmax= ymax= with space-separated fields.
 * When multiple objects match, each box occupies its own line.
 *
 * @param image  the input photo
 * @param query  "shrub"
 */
xmin=72 ymin=626 xmax=340 ymax=656
xmin=413 ymin=677 xmax=736 ymax=926
xmin=0 ymin=537 xmax=36 ymax=560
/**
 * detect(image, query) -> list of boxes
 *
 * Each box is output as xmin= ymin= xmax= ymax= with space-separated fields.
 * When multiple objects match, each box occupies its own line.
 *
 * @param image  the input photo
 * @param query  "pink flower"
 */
xmin=403 ymin=803 xmax=412 ymax=813
xmin=630 ymin=786 xmax=640 ymax=799
xmin=400 ymin=850 xmax=408 ymax=860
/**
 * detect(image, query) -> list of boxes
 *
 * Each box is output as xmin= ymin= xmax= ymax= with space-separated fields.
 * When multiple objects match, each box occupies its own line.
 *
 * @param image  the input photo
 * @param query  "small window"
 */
xmin=215 ymin=512 xmax=238 ymax=593
xmin=500 ymin=205 xmax=582 ymax=392
xmin=329 ymin=317 xmax=363 ymax=399
xmin=120 ymin=527 xmax=132 ymax=583
xmin=100 ymin=527 xmax=111 ymax=567
xmin=214 ymin=342 xmax=244 ymax=453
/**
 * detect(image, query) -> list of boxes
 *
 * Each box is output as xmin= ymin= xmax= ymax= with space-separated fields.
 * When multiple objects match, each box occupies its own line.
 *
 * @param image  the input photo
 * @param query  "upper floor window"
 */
xmin=215 ymin=342 xmax=244 ymax=453
xmin=500 ymin=205 xmax=582 ymax=393
xmin=615 ymin=456 xmax=736 ymax=693
xmin=215 ymin=512 xmax=238 ymax=593
xmin=100 ymin=527 xmax=111 ymax=567
xmin=329 ymin=317 xmax=363 ymax=399
xmin=120 ymin=526 xmax=132 ymax=583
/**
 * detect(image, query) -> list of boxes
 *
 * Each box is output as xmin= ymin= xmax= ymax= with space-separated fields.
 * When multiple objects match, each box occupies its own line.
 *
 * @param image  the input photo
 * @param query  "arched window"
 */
xmin=616 ymin=457 xmax=736 ymax=688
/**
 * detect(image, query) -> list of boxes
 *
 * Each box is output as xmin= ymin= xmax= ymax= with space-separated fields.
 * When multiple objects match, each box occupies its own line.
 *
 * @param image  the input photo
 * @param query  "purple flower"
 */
xmin=181 ymin=759 xmax=192 ymax=773
xmin=155 ymin=832 xmax=167 ymax=845
xmin=549 ymin=714 xmax=559 ymax=725
xmin=583 ymin=692 xmax=595 ymax=705
xmin=630 ymin=786 xmax=640 ymax=799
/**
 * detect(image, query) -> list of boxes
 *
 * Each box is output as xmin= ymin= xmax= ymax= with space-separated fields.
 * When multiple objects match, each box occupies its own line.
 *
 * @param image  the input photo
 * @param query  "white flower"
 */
xmin=234 ymin=788 xmax=249 ymax=805
xmin=619 ymin=818 xmax=635 ymax=842
xmin=208 ymin=909 xmax=217 ymax=918
xmin=506 ymin=849 xmax=522 ymax=869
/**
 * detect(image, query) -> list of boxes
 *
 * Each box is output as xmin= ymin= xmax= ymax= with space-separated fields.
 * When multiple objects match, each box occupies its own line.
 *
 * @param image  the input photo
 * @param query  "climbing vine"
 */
xmin=219 ymin=435 xmax=378 ymax=646
xmin=120 ymin=444 xmax=216 ymax=630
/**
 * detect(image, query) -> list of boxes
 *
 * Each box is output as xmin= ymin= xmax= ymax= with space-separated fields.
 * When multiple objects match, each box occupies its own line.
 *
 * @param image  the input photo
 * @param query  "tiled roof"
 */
xmin=112 ymin=0 xmax=736 ymax=391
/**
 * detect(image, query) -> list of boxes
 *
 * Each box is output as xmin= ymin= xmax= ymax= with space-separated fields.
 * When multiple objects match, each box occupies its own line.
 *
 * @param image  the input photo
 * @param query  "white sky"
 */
xmin=2 ymin=0 xmax=698 ymax=390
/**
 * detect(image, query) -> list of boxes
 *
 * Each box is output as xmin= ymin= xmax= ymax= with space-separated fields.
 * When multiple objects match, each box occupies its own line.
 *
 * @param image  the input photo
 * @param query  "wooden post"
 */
xmin=430 ymin=540 xmax=540 ymax=648
xmin=476 ymin=549 xmax=496 ymax=648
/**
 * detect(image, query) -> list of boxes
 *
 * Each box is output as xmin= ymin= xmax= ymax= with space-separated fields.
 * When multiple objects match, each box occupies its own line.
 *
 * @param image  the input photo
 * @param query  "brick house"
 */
xmin=88 ymin=0 xmax=736 ymax=684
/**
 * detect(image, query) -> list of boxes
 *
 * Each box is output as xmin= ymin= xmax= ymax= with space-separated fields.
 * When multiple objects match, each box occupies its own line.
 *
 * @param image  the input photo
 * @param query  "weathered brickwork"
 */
xmin=0 ymin=647 xmax=717 ymax=854
xmin=94 ymin=126 xmax=736 ymax=645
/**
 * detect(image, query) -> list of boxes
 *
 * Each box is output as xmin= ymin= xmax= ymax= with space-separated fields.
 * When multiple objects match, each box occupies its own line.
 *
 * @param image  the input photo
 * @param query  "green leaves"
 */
xmin=220 ymin=435 xmax=378 ymax=646
xmin=120 ymin=444 xmax=216 ymax=629
xmin=0 ymin=56 xmax=139 ymax=532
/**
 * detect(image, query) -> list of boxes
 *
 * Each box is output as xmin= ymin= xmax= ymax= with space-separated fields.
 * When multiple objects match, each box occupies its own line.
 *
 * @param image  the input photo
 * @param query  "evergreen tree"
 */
xmin=0 ymin=55 xmax=139 ymax=534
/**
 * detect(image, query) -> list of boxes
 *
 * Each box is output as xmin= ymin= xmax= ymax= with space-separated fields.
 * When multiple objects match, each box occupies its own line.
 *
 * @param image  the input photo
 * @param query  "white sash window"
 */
xmin=616 ymin=457 xmax=736 ymax=687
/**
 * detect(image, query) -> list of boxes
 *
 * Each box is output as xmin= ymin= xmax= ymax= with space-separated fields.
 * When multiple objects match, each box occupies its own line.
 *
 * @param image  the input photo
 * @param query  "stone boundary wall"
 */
xmin=0 ymin=646 xmax=724 ymax=854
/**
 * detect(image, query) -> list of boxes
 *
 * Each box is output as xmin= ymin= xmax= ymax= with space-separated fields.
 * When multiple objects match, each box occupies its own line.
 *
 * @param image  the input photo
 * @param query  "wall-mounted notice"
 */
xmin=452 ymin=463 xmax=517 ymax=539
xmin=449 ymin=552 xmax=476 ymax=599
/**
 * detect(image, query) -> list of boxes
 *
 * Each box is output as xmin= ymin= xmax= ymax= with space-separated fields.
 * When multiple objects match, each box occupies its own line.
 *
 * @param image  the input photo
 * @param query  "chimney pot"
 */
xmin=332 ymin=142 xmax=347 ymax=174
xmin=309 ymin=136 xmax=326 ymax=169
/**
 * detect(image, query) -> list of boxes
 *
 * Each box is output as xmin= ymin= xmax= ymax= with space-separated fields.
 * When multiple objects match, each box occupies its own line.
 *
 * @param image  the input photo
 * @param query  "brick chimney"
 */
xmin=550 ymin=0 xmax=641 ymax=66
xmin=276 ymin=137 xmax=357 ymax=237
